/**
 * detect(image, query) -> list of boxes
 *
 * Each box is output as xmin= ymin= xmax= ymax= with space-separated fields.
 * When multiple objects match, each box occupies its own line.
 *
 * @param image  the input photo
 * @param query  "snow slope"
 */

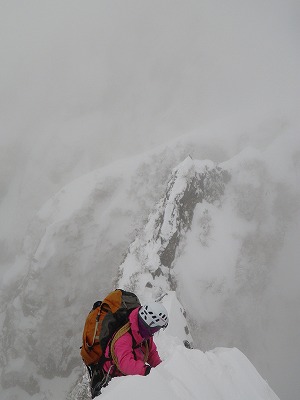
xmin=96 ymin=346 xmax=278 ymax=400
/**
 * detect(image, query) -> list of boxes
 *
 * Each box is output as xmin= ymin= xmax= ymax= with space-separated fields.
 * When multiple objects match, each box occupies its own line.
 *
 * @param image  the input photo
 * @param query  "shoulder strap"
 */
xmin=143 ymin=340 xmax=149 ymax=363
xmin=110 ymin=322 xmax=131 ymax=374
xmin=110 ymin=323 xmax=149 ymax=375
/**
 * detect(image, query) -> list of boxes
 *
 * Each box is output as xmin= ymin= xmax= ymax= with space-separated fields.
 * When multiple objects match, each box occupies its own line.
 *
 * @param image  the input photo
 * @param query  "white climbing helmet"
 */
xmin=138 ymin=302 xmax=169 ymax=329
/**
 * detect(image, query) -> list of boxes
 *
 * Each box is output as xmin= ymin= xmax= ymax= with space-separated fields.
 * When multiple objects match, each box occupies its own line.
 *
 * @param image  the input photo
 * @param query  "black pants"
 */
xmin=88 ymin=365 xmax=113 ymax=398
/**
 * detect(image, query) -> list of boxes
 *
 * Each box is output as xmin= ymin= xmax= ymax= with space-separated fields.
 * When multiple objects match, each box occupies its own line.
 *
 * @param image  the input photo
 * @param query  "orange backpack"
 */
xmin=81 ymin=289 xmax=141 ymax=366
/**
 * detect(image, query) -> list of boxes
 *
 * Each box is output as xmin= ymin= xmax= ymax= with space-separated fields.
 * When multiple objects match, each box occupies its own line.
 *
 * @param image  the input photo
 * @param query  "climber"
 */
xmin=89 ymin=301 xmax=169 ymax=397
xmin=103 ymin=302 xmax=169 ymax=377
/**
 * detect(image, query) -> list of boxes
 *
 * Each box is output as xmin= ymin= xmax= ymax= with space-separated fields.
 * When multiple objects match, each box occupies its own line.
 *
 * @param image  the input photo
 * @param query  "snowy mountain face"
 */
xmin=117 ymin=141 xmax=300 ymax=399
xmin=118 ymin=157 xmax=230 ymax=299
xmin=0 ymin=132 xmax=299 ymax=400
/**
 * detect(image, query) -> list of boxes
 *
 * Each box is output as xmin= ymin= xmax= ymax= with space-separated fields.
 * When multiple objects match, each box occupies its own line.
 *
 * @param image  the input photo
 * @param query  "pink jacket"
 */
xmin=103 ymin=308 xmax=162 ymax=376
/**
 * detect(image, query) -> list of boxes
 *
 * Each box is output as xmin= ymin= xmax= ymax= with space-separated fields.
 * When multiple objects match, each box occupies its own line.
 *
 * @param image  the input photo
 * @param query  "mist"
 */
xmin=0 ymin=1 xmax=300 ymax=399
xmin=1 ymin=1 xmax=299 ymax=254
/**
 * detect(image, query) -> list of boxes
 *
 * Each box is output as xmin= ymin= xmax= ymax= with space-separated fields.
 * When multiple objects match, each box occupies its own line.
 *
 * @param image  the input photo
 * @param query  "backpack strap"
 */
xmin=110 ymin=323 xmax=149 ymax=375
xmin=110 ymin=322 xmax=131 ymax=374
xmin=143 ymin=340 xmax=149 ymax=364
xmin=136 ymin=339 xmax=149 ymax=364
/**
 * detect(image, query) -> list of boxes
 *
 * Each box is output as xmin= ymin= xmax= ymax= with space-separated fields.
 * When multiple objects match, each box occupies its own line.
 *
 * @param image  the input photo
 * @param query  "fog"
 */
xmin=1 ymin=0 xmax=299 ymax=259
xmin=0 ymin=1 xmax=300 ymax=399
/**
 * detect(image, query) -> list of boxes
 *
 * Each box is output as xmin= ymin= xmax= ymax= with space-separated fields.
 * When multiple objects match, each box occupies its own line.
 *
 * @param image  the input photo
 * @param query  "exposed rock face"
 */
xmin=118 ymin=157 xmax=230 ymax=296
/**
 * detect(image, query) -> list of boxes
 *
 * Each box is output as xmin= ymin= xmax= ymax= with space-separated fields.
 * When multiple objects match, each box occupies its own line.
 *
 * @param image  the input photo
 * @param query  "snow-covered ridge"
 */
xmin=0 ymin=132 xmax=299 ymax=399
xmin=94 ymin=345 xmax=279 ymax=400
xmin=118 ymin=156 xmax=230 ymax=300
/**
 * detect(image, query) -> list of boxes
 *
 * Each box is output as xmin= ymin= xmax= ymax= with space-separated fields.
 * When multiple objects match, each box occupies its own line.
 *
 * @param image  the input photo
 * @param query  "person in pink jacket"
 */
xmin=91 ymin=303 xmax=169 ymax=399
xmin=103 ymin=302 xmax=169 ymax=377
xmin=90 ymin=302 xmax=169 ymax=398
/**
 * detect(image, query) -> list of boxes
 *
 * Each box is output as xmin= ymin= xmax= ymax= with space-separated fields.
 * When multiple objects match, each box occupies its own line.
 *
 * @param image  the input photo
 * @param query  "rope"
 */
xmin=110 ymin=322 xmax=149 ymax=375
xmin=103 ymin=365 xmax=114 ymax=386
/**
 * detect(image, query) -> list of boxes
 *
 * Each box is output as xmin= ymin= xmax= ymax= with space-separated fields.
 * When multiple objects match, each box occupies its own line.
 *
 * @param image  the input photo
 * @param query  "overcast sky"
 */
xmin=1 ymin=0 xmax=299 ymax=150
xmin=0 ymin=0 xmax=299 ymax=266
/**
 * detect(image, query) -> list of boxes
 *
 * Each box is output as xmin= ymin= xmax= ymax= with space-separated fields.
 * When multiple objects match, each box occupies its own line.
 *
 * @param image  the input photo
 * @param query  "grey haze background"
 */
xmin=0 ymin=1 xmax=299 ymax=399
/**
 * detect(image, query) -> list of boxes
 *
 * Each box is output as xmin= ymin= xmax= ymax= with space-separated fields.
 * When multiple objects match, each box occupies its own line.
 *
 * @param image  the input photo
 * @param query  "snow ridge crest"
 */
xmin=118 ymin=157 xmax=230 ymax=300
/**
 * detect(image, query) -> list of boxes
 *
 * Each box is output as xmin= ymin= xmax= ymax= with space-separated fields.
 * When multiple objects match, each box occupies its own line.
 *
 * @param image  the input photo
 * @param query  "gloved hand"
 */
xmin=144 ymin=365 xmax=152 ymax=376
